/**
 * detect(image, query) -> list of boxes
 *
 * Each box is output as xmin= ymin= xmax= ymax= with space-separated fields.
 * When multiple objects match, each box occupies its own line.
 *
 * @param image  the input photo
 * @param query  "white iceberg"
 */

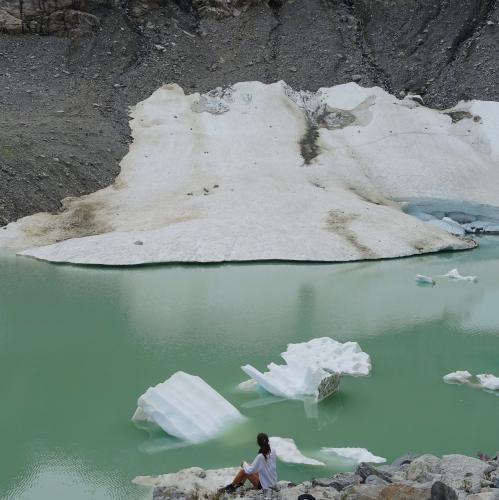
xmin=132 ymin=371 xmax=244 ymax=443
xmin=269 ymin=437 xmax=325 ymax=466
xmin=442 ymin=269 xmax=477 ymax=282
xmin=443 ymin=371 xmax=473 ymax=384
xmin=241 ymin=337 xmax=370 ymax=400
xmin=320 ymin=447 xmax=386 ymax=464
xmin=415 ymin=274 xmax=436 ymax=286
xmin=3 ymin=81 xmax=491 ymax=266
xmin=477 ymin=374 xmax=499 ymax=391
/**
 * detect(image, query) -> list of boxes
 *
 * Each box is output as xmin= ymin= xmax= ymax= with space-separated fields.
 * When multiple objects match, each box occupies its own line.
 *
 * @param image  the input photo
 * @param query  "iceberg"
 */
xmin=442 ymin=269 xmax=477 ymax=282
xmin=132 ymin=372 xmax=244 ymax=443
xmin=415 ymin=274 xmax=436 ymax=286
xmin=269 ymin=437 xmax=325 ymax=466
xmin=320 ymin=447 xmax=386 ymax=464
xmin=241 ymin=337 xmax=370 ymax=400
xmin=443 ymin=371 xmax=473 ymax=384
xmin=476 ymin=374 xmax=499 ymax=391
xmin=443 ymin=371 xmax=498 ymax=394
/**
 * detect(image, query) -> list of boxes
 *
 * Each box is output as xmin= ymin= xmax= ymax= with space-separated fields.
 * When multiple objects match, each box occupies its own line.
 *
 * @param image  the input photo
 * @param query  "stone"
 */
xmin=440 ymin=454 xmax=491 ymax=492
xmin=430 ymin=481 xmax=458 ymax=500
xmin=392 ymin=453 xmax=419 ymax=468
xmin=0 ymin=9 xmax=22 ymax=33
xmin=406 ymin=454 xmax=442 ymax=482
xmin=364 ymin=475 xmax=388 ymax=486
xmin=313 ymin=473 xmax=360 ymax=491
xmin=467 ymin=493 xmax=499 ymax=500
xmin=356 ymin=463 xmax=392 ymax=483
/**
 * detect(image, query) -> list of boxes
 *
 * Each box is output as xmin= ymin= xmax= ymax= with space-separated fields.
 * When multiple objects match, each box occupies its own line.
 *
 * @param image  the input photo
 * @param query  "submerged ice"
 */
xmin=241 ymin=337 xmax=370 ymax=400
xmin=320 ymin=447 xmax=386 ymax=464
xmin=132 ymin=372 xmax=244 ymax=443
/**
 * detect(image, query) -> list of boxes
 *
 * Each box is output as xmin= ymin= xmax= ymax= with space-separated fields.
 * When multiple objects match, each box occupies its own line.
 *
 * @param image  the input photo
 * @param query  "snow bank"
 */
xmin=132 ymin=372 xmax=244 ymax=443
xmin=2 ymin=81 xmax=490 ymax=265
xmin=269 ymin=437 xmax=325 ymax=466
xmin=320 ymin=447 xmax=386 ymax=464
xmin=241 ymin=337 xmax=370 ymax=400
xmin=442 ymin=269 xmax=477 ymax=282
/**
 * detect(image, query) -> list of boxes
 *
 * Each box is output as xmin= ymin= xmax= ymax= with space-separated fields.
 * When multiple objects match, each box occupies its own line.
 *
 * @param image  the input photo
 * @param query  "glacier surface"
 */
xmin=132 ymin=371 xmax=244 ymax=443
xmin=3 ymin=81 xmax=497 ymax=265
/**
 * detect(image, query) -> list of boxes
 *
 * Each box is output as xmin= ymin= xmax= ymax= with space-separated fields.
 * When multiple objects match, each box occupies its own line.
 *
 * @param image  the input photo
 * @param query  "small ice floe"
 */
xmin=269 ymin=437 xmax=325 ymax=466
xmin=132 ymin=371 xmax=244 ymax=443
xmin=415 ymin=274 xmax=436 ymax=286
xmin=240 ymin=338 xmax=370 ymax=401
xmin=320 ymin=447 xmax=386 ymax=464
xmin=427 ymin=217 xmax=466 ymax=236
xmin=442 ymin=268 xmax=477 ymax=282
xmin=476 ymin=374 xmax=499 ymax=391
xmin=443 ymin=371 xmax=499 ymax=394
xmin=443 ymin=371 xmax=473 ymax=384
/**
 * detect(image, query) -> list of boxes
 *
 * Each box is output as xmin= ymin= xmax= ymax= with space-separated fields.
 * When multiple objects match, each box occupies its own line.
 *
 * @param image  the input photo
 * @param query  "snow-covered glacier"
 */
xmin=2 ymin=81 xmax=499 ymax=265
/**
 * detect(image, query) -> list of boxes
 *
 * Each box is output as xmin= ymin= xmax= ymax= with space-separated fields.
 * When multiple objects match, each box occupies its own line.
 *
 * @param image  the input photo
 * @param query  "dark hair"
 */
xmin=257 ymin=432 xmax=271 ymax=459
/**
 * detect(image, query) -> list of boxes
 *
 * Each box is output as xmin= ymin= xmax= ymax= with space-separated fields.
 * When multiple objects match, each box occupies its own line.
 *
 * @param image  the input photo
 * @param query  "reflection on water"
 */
xmin=0 ymin=238 xmax=498 ymax=500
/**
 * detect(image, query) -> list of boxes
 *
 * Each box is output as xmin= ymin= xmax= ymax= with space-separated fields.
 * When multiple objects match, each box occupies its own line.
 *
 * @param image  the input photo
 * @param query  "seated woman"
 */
xmin=222 ymin=433 xmax=277 ymax=493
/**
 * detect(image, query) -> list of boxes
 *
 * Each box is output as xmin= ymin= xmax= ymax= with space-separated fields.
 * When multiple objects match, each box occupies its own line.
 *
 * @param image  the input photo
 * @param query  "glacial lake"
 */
xmin=1 ymin=239 xmax=498 ymax=500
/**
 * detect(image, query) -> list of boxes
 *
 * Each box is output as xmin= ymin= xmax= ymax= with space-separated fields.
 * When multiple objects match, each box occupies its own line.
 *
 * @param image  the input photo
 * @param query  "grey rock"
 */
xmin=312 ymin=473 xmax=360 ymax=491
xmin=392 ymin=452 xmax=420 ymax=468
xmin=356 ymin=463 xmax=392 ymax=483
xmin=364 ymin=474 xmax=388 ymax=486
xmin=431 ymin=481 xmax=458 ymax=500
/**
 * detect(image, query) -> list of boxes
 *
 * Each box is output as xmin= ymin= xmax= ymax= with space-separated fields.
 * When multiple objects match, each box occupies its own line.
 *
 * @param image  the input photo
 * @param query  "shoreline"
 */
xmin=136 ymin=452 xmax=499 ymax=500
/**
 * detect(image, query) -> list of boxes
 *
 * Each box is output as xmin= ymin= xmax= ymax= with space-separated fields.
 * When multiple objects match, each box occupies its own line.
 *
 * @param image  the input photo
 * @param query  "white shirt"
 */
xmin=243 ymin=449 xmax=277 ymax=489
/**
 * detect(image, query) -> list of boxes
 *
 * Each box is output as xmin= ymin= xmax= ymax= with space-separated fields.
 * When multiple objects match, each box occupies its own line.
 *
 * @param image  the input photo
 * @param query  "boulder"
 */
xmin=430 ymin=481 xmax=458 ymax=500
xmin=356 ymin=463 xmax=392 ymax=483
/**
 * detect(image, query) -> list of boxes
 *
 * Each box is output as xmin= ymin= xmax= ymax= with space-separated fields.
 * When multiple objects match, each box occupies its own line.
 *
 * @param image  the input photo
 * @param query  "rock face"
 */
xmin=0 ymin=0 xmax=102 ymax=34
xmin=2 ymin=81 xmax=494 ymax=265
xmin=136 ymin=452 xmax=499 ymax=500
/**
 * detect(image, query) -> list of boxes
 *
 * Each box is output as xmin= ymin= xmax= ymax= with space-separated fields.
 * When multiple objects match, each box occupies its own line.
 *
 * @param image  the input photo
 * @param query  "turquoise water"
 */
xmin=1 ymin=240 xmax=498 ymax=499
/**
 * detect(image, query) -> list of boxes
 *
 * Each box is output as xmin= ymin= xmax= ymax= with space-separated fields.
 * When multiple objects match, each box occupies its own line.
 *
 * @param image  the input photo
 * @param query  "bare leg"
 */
xmin=232 ymin=468 xmax=260 ymax=488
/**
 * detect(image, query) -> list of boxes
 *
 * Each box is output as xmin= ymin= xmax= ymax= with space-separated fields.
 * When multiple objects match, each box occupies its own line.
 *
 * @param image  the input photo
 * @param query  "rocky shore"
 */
xmin=136 ymin=453 xmax=499 ymax=500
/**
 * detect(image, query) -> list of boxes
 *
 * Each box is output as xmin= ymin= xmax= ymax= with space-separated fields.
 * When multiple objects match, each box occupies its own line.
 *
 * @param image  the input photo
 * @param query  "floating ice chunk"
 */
xmin=282 ymin=338 xmax=371 ymax=377
xmin=241 ymin=338 xmax=369 ymax=400
xmin=132 ymin=372 xmax=244 ymax=443
xmin=443 ymin=371 xmax=473 ymax=384
xmin=269 ymin=437 xmax=325 ymax=466
xmin=442 ymin=268 xmax=477 ymax=282
xmin=477 ymin=374 xmax=499 ymax=391
xmin=320 ymin=447 xmax=386 ymax=464
xmin=415 ymin=274 xmax=436 ymax=286
xmin=427 ymin=217 xmax=466 ymax=236
xmin=241 ymin=363 xmax=334 ymax=400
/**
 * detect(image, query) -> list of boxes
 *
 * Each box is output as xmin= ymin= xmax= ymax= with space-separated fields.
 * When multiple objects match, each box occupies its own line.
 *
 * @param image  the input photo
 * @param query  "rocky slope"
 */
xmin=1 ymin=0 xmax=499 ymax=226
xmin=135 ymin=453 xmax=499 ymax=500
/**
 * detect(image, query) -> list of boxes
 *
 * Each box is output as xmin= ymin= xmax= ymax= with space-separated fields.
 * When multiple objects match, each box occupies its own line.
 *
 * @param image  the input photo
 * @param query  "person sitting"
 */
xmin=222 ymin=432 xmax=277 ymax=493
